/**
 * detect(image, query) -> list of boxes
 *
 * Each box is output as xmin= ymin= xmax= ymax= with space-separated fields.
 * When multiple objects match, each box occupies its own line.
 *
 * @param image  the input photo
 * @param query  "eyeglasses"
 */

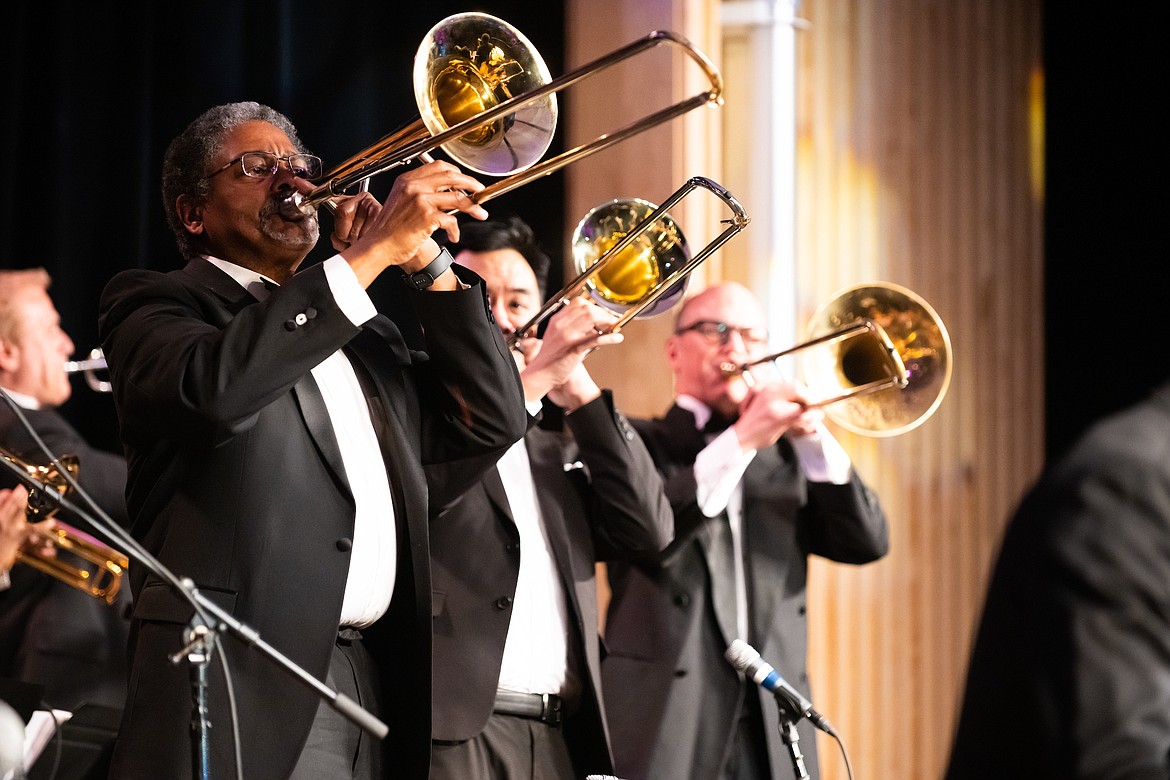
xmin=675 ymin=320 xmax=768 ymax=347
xmin=207 ymin=151 xmax=324 ymax=180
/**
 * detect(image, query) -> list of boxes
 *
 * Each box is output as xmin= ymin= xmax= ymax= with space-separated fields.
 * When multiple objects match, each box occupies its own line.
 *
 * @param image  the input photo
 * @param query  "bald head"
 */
xmin=673 ymin=282 xmax=767 ymax=333
xmin=667 ymin=282 xmax=770 ymax=417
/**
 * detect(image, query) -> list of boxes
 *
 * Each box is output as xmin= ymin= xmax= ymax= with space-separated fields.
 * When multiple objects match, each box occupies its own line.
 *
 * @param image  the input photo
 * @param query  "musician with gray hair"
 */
xmin=99 ymin=101 xmax=526 ymax=780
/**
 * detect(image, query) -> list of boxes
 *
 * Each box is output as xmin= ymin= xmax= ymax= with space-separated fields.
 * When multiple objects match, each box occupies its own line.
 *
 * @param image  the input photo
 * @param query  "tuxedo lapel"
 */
xmin=289 ymin=373 xmax=352 ymax=501
xmin=526 ymin=431 xmax=580 ymax=589
xmin=480 ymin=465 xmax=515 ymax=526
xmin=741 ymin=443 xmax=798 ymax=645
xmin=700 ymin=512 xmax=740 ymax=648
xmin=658 ymin=404 xmax=740 ymax=643
xmin=661 ymin=404 xmax=708 ymax=464
xmin=178 ymin=258 xmax=256 ymax=319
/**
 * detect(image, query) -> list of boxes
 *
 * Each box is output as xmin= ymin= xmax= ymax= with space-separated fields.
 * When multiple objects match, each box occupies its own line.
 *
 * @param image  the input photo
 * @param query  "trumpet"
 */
xmin=64 ymin=347 xmax=111 ymax=393
xmin=723 ymin=283 xmax=952 ymax=437
xmin=508 ymin=177 xmax=750 ymax=351
xmin=281 ymin=13 xmax=723 ymax=217
xmin=1 ymin=445 xmax=128 ymax=603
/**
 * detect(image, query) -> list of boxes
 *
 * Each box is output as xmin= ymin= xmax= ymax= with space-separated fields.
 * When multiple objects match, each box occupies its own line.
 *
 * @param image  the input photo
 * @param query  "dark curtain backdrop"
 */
xmin=3 ymin=1 xmax=1165 ymax=460
xmin=0 ymin=1 xmax=565 ymax=451
xmin=1043 ymin=3 xmax=1167 ymax=458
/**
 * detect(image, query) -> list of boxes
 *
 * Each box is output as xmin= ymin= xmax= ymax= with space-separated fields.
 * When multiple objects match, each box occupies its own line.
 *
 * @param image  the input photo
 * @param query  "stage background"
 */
xmin=2 ymin=2 xmax=1165 ymax=778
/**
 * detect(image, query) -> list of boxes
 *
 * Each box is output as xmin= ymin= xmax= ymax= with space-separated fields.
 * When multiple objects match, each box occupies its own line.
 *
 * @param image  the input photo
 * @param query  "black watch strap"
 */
xmin=402 ymin=247 xmax=454 ymax=290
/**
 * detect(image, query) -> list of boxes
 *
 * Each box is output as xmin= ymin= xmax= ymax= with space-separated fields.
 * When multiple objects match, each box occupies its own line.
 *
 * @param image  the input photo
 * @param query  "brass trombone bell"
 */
xmin=1 ymin=446 xmax=128 ymax=603
xmin=415 ymin=13 xmax=556 ymax=176
xmin=282 ymin=15 xmax=724 ymax=216
xmin=64 ymin=347 xmax=111 ymax=393
xmin=509 ymin=177 xmax=750 ymax=351
xmin=572 ymin=198 xmax=689 ymax=316
xmin=725 ymin=283 xmax=952 ymax=437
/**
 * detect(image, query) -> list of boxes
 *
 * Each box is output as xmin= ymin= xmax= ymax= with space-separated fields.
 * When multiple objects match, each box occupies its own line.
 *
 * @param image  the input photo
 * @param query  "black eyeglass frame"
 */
xmin=207 ymin=151 xmax=324 ymax=181
xmin=675 ymin=319 xmax=769 ymax=347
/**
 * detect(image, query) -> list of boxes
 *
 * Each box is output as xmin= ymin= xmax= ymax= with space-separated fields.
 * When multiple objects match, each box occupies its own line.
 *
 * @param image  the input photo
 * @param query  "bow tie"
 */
xmin=702 ymin=411 xmax=738 ymax=435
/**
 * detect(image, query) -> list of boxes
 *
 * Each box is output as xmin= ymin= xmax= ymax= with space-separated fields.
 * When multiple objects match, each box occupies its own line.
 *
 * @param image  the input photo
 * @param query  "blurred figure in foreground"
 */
xmin=947 ymin=378 xmax=1170 ymax=779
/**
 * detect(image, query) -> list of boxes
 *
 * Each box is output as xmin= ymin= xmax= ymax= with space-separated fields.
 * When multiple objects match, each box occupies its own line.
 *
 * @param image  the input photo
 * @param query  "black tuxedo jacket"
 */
xmin=947 ymin=381 xmax=1170 ymax=779
xmin=603 ymin=403 xmax=888 ymax=780
xmin=0 ymin=404 xmax=130 ymax=710
xmin=97 ymin=258 xmax=526 ymax=780
xmin=427 ymin=392 xmax=672 ymax=776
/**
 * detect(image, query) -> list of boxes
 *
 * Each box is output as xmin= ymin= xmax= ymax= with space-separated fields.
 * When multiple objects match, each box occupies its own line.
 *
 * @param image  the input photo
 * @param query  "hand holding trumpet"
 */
xmin=0 ymin=486 xmax=54 ymax=575
xmin=331 ymin=160 xmax=489 ymax=289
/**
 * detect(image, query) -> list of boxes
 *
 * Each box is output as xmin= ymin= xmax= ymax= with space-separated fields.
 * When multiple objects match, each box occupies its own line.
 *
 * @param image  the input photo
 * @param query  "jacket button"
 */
xmin=305 ymin=307 xmax=317 ymax=319
xmin=295 ymin=312 xmax=308 ymax=326
xmin=284 ymin=319 xmax=297 ymax=331
xmin=673 ymin=592 xmax=691 ymax=607
xmin=494 ymin=596 xmax=513 ymax=610
xmin=336 ymin=538 xmax=353 ymax=552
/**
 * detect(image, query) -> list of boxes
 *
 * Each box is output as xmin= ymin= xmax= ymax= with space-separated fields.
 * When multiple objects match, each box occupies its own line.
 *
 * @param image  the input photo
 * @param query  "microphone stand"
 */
xmin=774 ymin=697 xmax=811 ymax=780
xmin=0 ymin=451 xmax=389 ymax=780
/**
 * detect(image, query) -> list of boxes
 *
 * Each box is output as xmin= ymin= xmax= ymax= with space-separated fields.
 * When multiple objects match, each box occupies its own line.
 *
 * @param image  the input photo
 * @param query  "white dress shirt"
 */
xmin=494 ymin=399 xmax=577 ymax=698
xmin=207 ymin=255 xmax=395 ymax=628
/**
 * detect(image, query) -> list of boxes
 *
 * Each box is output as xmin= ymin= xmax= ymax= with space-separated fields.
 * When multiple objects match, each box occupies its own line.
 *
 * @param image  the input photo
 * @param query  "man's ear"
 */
xmin=176 ymin=195 xmax=204 ymax=236
xmin=664 ymin=334 xmax=680 ymax=368
xmin=0 ymin=338 xmax=20 ymax=375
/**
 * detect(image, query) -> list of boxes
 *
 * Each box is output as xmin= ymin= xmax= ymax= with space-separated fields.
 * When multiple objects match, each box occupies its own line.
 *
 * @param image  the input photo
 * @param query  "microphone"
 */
xmin=725 ymin=639 xmax=838 ymax=737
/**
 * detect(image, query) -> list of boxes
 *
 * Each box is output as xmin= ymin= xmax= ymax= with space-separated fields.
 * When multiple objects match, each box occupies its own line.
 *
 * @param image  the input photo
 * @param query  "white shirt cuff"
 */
xmin=790 ymin=423 xmax=853 ymax=484
xmin=694 ymin=428 xmax=757 ymax=517
xmin=323 ymin=255 xmax=377 ymax=326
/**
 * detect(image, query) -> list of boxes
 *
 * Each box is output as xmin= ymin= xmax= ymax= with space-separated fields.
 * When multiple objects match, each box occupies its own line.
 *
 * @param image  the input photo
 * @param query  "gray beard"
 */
xmin=259 ymin=197 xmax=319 ymax=249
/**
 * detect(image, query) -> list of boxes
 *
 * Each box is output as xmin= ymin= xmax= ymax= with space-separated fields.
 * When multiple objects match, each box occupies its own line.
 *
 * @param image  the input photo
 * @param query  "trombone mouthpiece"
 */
xmin=278 ymin=191 xmax=315 ymax=219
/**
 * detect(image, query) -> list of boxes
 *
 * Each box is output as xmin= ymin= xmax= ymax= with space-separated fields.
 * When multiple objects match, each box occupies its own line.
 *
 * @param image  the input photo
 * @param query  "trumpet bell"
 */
xmin=1 ymin=445 xmax=128 ymax=603
xmin=414 ymin=13 xmax=557 ymax=176
xmin=17 ymin=522 xmax=128 ymax=604
xmin=571 ymin=198 xmax=690 ymax=317
xmin=800 ymin=283 xmax=952 ymax=436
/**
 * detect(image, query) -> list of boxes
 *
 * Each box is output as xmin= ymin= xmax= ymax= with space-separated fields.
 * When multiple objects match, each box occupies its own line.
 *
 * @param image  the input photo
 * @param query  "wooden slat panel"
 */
xmin=566 ymin=1 xmax=1042 ymax=778
xmin=796 ymin=2 xmax=1044 ymax=778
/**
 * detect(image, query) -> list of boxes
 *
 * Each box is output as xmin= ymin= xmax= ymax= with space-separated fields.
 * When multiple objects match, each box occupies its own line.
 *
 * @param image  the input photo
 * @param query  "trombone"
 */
xmin=508 ymin=177 xmax=750 ymax=351
xmin=281 ymin=13 xmax=724 ymax=217
xmin=1 ymin=445 xmax=128 ymax=603
xmin=723 ymin=283 xmax=952 ymax=437
xmin=64 ymin=347 xmax=111 ymax=393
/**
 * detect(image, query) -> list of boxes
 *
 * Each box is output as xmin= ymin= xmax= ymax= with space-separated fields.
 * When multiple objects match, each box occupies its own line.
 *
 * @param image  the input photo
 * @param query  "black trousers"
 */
xmin=288 ymin=629 xmax=382 ymax=780
xmin=430 ymin=711 xmax=576 ymax=780
xmin=724 ymin=688 xmax=772 ymax=780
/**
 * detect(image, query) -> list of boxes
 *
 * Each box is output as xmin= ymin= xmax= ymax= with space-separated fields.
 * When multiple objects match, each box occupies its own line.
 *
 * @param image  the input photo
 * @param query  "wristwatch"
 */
xmin=402 ymin=247 xmax=454 ymax=290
